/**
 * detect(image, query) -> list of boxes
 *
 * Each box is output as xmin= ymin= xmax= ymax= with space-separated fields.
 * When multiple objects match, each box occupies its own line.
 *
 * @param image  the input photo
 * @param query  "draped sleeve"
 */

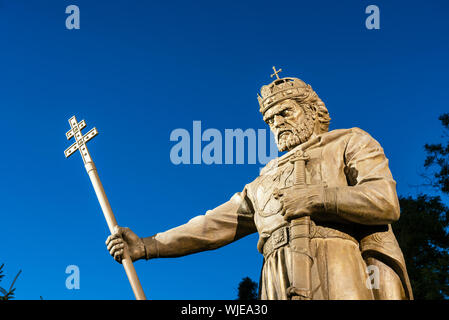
xmin=143 ymin=185 xmax=257 ymax=258
xmin=323 ymin=129 xmax=400 ymax=225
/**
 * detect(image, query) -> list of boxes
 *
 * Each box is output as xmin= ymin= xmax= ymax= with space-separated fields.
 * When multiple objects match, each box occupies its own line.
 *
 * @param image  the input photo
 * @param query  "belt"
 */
xmin=262 ymin=222 xmax=359 ymax=258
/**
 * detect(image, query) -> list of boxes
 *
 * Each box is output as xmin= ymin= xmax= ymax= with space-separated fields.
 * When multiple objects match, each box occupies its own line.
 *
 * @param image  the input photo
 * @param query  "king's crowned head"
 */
xmin=257 ymin=67 xmax=331 ymax=152
xmin=258 ymin=67 xmax=320 ymax=115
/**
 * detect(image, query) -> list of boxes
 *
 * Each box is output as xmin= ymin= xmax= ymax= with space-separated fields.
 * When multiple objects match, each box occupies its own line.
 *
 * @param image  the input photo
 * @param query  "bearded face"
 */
xmin=263 ymin=99 xmax=315 ymax=152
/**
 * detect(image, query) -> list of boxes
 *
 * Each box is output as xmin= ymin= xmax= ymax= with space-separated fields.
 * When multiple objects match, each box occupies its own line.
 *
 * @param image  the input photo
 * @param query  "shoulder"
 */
xmin=317 ymin=128 xmax=380 ymax=154
xmin=259 ymin=157 xmax=279 ymax=176
xmin=325 ymin=127 xmax=381 ymax=147
xmin=347 ymin=127 xmax=375 ymax=138
xmin=340 ymin=128 xmax=385 ymax=162
xmin=346 ymin=127 xmax=382 ymax=147
xmin=327 ymin=127 xmax=374 ymax=139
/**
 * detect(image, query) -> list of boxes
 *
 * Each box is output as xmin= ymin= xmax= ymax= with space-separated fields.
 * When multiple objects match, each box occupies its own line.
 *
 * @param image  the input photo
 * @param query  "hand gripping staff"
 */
xmin=64 ymin=115 xmax=147 ymax=300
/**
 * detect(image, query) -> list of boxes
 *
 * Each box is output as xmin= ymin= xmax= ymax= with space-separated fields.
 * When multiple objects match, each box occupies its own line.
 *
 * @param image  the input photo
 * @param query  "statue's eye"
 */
xmin=281 ymin=110 xmax=290 ymax=117
xmin=267 ymin=118 xmax=274 ymax=125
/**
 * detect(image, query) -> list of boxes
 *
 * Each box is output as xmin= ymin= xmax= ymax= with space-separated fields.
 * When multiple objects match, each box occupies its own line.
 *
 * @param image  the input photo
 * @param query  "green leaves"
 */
xmin=393 ymin=113 xmax=449 ymax=299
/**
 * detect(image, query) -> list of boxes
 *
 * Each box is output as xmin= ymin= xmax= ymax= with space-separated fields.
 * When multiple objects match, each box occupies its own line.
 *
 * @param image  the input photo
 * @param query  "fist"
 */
xmin=105 ymin=226 xmax=146 ymax=263
xmin=276 ymin=185 xmax=325 ymax=221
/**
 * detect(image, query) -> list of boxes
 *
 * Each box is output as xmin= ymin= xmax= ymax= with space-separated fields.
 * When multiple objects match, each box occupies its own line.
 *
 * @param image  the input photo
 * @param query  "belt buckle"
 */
xmin=272 ymin=227 xmax=288 ymax=250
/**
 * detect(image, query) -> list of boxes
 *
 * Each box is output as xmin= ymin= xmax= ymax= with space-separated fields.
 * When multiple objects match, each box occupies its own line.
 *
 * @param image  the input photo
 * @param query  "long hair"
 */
xmin=293 ymin=90 xmax=331 ymax=134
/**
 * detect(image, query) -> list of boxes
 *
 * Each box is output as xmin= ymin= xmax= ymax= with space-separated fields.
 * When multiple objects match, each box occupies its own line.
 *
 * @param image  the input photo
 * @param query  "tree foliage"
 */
xmin=237 ymin=277 xmax=258 ymax=300
xmin=0 ymin=264 xmax=21 ymax=300
xmin=393 ymin=195 xmax=449 ymax=299
xmin=392 ymin=113 xmax=449 ymax=299
xmin=424 ymin=113 xmax=449 ymax=194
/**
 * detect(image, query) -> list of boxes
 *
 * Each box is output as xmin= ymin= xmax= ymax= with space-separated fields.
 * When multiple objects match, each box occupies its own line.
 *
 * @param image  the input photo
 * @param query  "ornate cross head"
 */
xmin=64 ymin=115 xmax=98 ymax=164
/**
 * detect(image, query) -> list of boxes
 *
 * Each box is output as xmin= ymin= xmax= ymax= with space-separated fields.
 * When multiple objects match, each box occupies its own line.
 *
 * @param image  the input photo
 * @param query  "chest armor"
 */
xmin=253 ymin=148 xmax=323 ymax=218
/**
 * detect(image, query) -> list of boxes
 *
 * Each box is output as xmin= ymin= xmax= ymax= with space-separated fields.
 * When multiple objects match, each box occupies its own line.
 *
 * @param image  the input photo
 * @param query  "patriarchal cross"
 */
xmin=64 ymin=116 xmax=98 ymax=162
xmin=64 ymin=115 xmax=147 ymax=300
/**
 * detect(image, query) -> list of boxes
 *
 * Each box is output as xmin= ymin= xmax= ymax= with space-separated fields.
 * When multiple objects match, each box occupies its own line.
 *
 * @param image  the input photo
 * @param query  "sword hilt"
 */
xmin=290 ymin=150 xmax=309 ymax=186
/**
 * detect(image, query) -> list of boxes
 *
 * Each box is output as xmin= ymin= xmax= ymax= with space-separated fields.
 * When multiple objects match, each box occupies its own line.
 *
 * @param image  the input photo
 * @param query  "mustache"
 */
xmin=276 ymin=123 xmax=299 ymax=140
xmin=277 ymin=129 xmax=291 ymax=140
xmin=275 ymin=118 xmax=315 ymax=152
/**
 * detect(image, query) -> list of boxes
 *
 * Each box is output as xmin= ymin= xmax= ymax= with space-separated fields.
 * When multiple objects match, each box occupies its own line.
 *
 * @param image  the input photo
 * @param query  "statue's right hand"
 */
xmin=105 ymin=226 xmax=146 ymax=263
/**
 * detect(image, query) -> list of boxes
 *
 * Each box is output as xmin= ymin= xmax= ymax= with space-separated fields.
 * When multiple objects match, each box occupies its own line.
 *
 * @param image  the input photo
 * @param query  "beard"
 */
xmin=276 ymin=119 xmax=314 ymax=152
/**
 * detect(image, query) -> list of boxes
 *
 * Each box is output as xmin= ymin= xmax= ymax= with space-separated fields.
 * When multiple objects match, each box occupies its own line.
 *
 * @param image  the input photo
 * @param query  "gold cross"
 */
xmin=271 ymin=66 xmax=282 ymax=79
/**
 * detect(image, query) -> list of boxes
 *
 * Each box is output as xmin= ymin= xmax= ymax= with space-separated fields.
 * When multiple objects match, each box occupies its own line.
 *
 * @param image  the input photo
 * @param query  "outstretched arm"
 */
xmin=143 ymin=187 xmax=257 ymax=258
xmin=106 ymin=186 xmax=257 ymax=262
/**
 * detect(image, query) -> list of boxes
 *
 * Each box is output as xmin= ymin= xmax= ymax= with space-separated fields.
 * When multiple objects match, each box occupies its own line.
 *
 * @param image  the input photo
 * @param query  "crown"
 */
xmin=258 ymin=66 xmax=314 ymax=114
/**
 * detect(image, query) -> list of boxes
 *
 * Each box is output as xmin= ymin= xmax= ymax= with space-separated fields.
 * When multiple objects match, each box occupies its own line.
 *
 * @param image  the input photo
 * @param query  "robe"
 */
xmin=144 ymin=127 xmax=413 ymax=300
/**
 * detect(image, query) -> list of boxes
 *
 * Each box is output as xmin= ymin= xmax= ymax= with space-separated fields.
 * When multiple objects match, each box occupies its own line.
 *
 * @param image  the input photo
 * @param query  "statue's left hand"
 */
xmin=276 ymin=185 xmax=325 ymax=221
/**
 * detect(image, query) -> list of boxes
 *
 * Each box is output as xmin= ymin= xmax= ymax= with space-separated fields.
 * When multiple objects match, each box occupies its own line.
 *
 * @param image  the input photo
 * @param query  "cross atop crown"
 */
xmin=270 ymin=66 xmax=282 ymax=79
xmin=258 ymin=66 xmax=312 ymax=114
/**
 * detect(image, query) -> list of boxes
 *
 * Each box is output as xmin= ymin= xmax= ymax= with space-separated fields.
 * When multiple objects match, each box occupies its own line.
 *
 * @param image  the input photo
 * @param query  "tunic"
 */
xmin=144 ymin=128 xmax=413 ymax=300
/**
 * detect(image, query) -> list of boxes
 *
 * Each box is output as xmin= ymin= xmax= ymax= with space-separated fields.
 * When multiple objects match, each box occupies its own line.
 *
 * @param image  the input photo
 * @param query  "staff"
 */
xmin=64 ymin=115 xmax=147 ymax=300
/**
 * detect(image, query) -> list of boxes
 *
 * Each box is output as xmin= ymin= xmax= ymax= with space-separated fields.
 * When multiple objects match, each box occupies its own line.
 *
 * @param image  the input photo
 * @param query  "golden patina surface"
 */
xmin=106 ymin=68 xmax=413 ymax=300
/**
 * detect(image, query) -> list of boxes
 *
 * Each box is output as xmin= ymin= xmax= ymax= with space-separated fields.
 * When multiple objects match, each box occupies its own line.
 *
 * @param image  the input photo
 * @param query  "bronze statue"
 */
xmin=106 ymin=67 xmax=413 ymax=300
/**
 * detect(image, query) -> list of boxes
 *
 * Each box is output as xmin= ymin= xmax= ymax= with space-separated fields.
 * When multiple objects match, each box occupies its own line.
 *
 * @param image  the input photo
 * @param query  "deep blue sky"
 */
xmin=0 ymin=0 xmax=448 ymax=299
